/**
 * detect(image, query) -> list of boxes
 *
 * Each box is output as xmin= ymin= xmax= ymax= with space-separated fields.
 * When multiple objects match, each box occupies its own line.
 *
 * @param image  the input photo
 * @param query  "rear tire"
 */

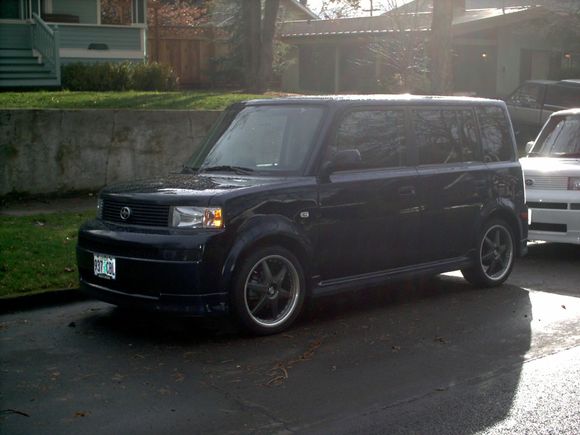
xmin=461 ymin=218 xmax=515 ymax=288
xmin=231 ymin=245 xmax=306 ymax=335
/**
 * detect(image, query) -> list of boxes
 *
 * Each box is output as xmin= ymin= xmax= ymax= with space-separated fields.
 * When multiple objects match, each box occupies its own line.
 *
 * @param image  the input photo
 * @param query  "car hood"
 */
xmin=520 ymin=157 xmax=580 ymax=177
xmin=101 ymin=173 xmax=295 ymax=205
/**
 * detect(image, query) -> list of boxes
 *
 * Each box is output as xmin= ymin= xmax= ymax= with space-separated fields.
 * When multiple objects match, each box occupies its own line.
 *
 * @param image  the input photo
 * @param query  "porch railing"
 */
xmin=31 ymin=12 xmax=61 ymax=84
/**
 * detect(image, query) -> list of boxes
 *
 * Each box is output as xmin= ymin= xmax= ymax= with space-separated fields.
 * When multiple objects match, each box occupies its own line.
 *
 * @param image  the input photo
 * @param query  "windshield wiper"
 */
xmin=201 ymin=165 xmax=255 ymax=175
xmin=558 ymin=152 xmax=580 ymax=158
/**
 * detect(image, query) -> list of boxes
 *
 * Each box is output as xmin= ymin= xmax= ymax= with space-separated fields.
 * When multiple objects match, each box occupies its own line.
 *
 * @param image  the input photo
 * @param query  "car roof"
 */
xmin=243 ymin=94 xmax=505 ymax=107
xmin=523 ymin=80 xmax=558 ymax=85
xmin=558 ymin=79 xmax=580 ymax=86
xmin=551 ymin=108 xmax=580 ymax=117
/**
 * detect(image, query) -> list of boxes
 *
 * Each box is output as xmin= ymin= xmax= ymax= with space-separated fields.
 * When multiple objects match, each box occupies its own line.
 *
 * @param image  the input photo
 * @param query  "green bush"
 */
xmin=61 ymin=62 xmax=177 ymax=91
xmin=132 ymin=62 xmax=178 ymax=91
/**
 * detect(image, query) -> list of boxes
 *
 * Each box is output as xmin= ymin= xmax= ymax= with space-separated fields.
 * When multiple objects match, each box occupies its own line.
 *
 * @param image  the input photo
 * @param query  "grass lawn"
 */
xmin=0 ymin=211 xmax=94 ymax=298
xmin=0 ymin=90 xmax=276 ymax=110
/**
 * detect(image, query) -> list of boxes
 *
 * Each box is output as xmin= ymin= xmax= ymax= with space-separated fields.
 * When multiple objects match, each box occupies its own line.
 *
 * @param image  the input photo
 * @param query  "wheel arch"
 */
xmin=483 ymin=206 xmax=523 ymax=256
xmin=220 ymin=216 xmax=314 ymax=295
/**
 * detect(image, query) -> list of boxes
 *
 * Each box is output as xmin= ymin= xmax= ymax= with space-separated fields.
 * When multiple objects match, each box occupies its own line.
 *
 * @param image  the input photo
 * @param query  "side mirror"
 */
xmin=320 ymin=149 xmax=362 ymax=178
xmin=525 ymin=141 xmax=535 ymax=154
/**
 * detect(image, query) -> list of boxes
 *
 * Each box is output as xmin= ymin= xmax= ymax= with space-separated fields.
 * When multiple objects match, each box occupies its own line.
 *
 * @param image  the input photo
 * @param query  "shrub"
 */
xmin=132 ymin=62 xmax=178 ymax=91
xmin=61 ymin=61 xmax=178 ymax=91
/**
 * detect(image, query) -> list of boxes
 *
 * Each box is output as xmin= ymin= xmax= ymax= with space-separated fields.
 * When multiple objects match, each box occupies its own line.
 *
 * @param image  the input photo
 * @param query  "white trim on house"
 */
xmin=60 ymin=48 xmax=144 ymax=59
xmin=51 ymin=22 xmax=146 ymax=28
xmin=0 ymin=19 xmax=29 ymax=23
xmin=97 ymin=0 xmax=101 ymax=25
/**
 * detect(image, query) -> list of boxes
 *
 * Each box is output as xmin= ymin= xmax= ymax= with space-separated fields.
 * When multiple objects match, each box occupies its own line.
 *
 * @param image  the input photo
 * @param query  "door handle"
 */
xmin=398 ymin=185 xmax=416 ymax=198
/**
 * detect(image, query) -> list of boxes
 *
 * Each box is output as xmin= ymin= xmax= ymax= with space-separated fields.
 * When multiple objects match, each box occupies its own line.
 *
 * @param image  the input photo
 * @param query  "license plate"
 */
xmin=94 ymin=254 xmax=116 ymax=280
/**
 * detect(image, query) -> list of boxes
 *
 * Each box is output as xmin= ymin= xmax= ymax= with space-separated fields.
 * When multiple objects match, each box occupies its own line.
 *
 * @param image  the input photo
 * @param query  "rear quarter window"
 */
xmin=413 ymin=108 xmax=479 ymax=165
xmin=544 ymin=85 xmax=580 ymax=108
xmin=477 ymin=106 xmax=515 ymax=162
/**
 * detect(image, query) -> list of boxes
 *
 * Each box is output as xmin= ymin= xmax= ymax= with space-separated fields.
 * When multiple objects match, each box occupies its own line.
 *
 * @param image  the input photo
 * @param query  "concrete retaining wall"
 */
xmin=0 ymin=109 xmax=222 ymax=197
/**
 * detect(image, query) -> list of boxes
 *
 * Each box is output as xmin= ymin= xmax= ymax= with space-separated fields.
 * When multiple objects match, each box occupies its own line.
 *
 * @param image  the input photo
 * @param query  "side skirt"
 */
xmin=312 ymin=256 xmax=473 ymax=298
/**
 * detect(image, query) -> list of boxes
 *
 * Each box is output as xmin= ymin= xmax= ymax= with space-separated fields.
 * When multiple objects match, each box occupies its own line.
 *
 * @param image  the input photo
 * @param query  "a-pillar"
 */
xmin=334 ymin=44 xmax=341 ymax=94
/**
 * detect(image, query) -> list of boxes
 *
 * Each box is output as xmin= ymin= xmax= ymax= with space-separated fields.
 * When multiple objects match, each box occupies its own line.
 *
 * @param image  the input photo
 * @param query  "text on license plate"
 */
xmin=94 ymin=254 xmax=116 ymax=279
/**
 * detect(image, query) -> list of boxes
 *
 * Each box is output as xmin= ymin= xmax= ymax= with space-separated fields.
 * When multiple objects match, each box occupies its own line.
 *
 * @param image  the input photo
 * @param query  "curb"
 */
xmin=0 ymin=289 xmax=91 ymax=315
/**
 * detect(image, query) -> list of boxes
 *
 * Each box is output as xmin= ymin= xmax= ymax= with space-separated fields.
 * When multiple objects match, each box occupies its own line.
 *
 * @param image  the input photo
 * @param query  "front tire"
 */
xmin=231 ymin=246 xmax=306 ymax=335
xmin=462 ymin=218 xmax=515 ymax=288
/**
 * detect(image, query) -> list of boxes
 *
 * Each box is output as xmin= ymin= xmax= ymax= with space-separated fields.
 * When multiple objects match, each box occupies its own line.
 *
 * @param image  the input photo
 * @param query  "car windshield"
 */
xmin=530 ymin=115 xmax=580 ymax=157
xmin=195 ymin=105 xmax=325 ymax=175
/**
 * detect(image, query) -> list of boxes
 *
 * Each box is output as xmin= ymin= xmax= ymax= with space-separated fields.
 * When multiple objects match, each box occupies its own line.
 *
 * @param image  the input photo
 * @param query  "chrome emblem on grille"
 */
xmin=525 ymin=179 xmax=534 ymax=186
xmin=120 ymin=206 xmax=132 ymax=220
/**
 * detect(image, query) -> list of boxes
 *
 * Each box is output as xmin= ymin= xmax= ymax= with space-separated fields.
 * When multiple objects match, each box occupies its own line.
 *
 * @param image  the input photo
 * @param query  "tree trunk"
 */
xmin=259 ymin=0 xmax=281 ymax=91
xmin=430 ymin=0 xmax=454 ymax=95
xmin=242 ymin=0 xmax=261 ymax=92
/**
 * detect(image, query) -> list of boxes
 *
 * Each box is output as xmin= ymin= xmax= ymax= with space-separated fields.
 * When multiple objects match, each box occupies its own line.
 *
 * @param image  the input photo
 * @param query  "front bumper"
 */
xmin=77 ymin=219 xmax=230 ymax=315
xmin=527 ymin=190 xmax=580 ymax=245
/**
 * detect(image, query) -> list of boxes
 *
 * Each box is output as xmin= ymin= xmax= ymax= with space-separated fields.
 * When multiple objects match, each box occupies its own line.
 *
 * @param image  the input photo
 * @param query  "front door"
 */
xmin=317 ymin=108 xmax=421 ymax=282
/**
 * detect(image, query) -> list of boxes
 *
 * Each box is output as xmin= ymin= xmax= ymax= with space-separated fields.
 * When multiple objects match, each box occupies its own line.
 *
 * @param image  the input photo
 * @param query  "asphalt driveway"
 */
xmin=1 ymin=242 xmax=579 ymax=434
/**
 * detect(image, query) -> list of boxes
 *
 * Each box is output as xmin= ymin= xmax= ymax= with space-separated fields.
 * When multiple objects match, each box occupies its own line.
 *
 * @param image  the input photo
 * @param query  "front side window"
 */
xmin=414 ymin=109 xmax=479 ymax=165
xmin=508 ymin=83 xmax=542 ymax=109
xmin=199 ymin=105 xmax=325 ymax=174
xmin=477 ymin=106 xmax=515 ymax=162
xmin=330 ymin=109 xmax=407 ymax=170
xmin=531 ymin=115 xmax=580 ymax=157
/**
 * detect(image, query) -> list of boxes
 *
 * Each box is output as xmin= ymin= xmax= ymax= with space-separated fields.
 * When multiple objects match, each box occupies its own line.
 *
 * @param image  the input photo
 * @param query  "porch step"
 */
xmin=0 ymin=64 xmax=51 ymax=73
xmin=0 ymin=49 xmax=34 ymax=57
xmin=0 ymin=57 xmax=40 ymax=65
xmin=0 ymin=78 xmax=60 ymax=87
xmin=0 ymin=71 xmax=55 ymax=79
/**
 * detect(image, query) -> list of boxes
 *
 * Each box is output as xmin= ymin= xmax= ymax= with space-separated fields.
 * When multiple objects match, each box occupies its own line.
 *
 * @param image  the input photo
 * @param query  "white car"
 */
xmin=520 ymin=108 xmax=580 ymax=245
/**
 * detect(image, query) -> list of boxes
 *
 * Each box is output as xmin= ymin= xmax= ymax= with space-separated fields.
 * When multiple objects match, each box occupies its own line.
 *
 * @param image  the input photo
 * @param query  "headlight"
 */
xmin=170 ymin=206 xmax=223 ymax=229
xmin=96 ymin=198 xmax=103 ymax=219
xmin=568 ymin=177 xmax=580 ymax=191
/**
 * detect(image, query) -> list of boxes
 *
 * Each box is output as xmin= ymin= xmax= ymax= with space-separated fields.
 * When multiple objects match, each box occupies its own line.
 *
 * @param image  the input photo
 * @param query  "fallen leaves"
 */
xmin=266 ymin=338 xmax=323 ymax=387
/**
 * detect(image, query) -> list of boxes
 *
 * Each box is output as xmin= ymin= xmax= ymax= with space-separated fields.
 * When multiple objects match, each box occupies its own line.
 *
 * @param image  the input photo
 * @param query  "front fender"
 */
xmin=219 ymin=215 xmax=314 ymax=293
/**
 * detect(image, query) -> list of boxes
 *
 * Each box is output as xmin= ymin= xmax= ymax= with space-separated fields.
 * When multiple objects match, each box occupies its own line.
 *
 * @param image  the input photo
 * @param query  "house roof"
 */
xmin=279 ymin=5 xmax=548 ymax=40
xmin=286 ymin=0 xmax=318 ymax=19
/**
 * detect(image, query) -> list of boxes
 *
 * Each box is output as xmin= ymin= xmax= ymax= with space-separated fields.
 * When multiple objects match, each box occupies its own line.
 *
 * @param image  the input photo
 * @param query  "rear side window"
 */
xmin=507 ymin=83 xmax=543 ymax=109
xmin=544 ymin=85 xmax=580 ymax=108
xmin=332 ymin=109 xmax=407 ymax=170
xmin=413 ymin=109 xmax=479 ymax=165
xmin=477 ymin=106 xmax=515 ymax=162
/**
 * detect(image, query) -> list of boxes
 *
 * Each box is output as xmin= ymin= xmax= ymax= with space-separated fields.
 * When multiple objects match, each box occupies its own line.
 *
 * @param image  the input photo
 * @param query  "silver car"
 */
xmin=506 ymin=80 xmax=580 ymax=147
xmin=520 ymin=108 xmax=580 ymax=244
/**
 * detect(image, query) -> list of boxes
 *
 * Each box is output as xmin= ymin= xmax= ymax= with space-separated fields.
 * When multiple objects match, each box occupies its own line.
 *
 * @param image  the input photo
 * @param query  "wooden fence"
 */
xmin=147 ymin=26 xmax=221 ymax=88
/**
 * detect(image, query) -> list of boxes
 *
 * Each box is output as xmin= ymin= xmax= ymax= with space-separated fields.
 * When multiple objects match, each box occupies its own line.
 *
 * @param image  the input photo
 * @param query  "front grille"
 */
xmin=102 ymin=199 xmax=170 ymax=227
xmin=525 ymin=175 xmax=568 ymax=190
xmin=527 ymin=202 xmax=568 ymax=210
xmin=530 ymin=223 xmax=567 ymax=233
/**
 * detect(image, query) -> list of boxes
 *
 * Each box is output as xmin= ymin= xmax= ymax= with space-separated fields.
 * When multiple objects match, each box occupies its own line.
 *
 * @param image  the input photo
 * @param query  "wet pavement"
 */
xmin=1 ymin=242 xmax=579 ymax=434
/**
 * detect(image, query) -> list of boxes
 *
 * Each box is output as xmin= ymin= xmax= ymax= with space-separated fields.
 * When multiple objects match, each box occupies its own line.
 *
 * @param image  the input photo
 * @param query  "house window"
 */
xmin=101 ymin=0 xmax=132 ymax=25
xmin=0 ymin=0 xmax=21 ymax=19
xmin=101 ymin=0 xmax=145 ymax=25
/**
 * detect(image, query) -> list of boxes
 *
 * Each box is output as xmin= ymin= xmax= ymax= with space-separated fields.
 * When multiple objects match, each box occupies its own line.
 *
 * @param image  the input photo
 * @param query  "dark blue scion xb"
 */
xmin=77 ymin=95 xmax=528 ymax=335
